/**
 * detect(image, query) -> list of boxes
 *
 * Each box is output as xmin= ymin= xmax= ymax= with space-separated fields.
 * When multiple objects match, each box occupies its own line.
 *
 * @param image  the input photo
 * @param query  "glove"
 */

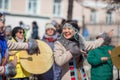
xmin=28 ymin=39 xmax=40 ymax=55
xmin=5 ymin=62 xmax=16 ymax=77
xmin=67 ymin=42 xmax=81 ymax=57
xmin=98 ymin=33 xmax=111 ymax=45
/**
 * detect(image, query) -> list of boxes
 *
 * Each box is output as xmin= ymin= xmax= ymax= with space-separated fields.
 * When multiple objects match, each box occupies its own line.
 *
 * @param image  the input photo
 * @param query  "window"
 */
xmin=0 ymin=0 xmax=9 ymax=11
xmin=106 ymin=11 xmax=113 ymax=25
xmin=5 ymin=0 xmax=9 ymax=9
xmin=0 ymin=0 xmax=2 ymax=9
xmin=53 ymin=0 xmax=61 ymax=17
xmin=27 ymin=0 xmax=40 ymax=15
xmin=90 ymin=10 xmax=97 ymax=24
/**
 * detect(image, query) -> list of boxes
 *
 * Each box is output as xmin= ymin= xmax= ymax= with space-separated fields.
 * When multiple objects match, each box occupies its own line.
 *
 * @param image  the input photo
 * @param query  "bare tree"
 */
xmin=101 ymin=0 xmax=120 ymax=11
xmin=102 ymin=0 xmax=120 ymax=3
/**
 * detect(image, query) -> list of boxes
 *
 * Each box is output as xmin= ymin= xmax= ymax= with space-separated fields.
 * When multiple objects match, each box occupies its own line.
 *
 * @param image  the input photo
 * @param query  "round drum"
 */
xmin=111 ymin=46 xmax=120 ymax=69
xmin=19 ymin=40 xmax=54 ymax=74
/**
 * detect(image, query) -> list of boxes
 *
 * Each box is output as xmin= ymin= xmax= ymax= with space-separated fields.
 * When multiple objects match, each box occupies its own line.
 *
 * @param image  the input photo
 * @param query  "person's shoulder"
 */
xmin=88 ymin=48 xmax=98 ymax=54
xmin=107 ymin=45 xmax=115 ymax=49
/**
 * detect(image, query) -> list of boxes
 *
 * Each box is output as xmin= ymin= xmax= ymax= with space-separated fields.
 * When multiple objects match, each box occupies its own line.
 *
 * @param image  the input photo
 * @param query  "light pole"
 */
xmin=67 ymin=0 xmax=73 ymax=20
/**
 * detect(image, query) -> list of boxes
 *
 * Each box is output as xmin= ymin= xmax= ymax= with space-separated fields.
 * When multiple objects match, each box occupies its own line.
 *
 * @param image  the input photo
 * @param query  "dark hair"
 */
xmin=0 ymin=13 xmax=3 ymax=17
xmin=19 ymin=21 xmax=23 ymax=25
xmin=32 ymin=21 xmax=37 ymax=26
xmin=12 ymin=26 xmax=26 ymax=42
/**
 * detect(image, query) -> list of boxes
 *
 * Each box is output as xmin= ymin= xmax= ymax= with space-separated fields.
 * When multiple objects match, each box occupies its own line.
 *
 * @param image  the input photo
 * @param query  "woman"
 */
xmin=53 ymin=21 xmax=113 ymax=80
xmin=0 ymin=12 xmax=39 ymax=80
xmin=42 ymin=23 xmax=61 ymax=80
xmin=31 ymin=21 xmax=39 ymax=39
xmin=9 ymin=27 xmax=30 ymax=80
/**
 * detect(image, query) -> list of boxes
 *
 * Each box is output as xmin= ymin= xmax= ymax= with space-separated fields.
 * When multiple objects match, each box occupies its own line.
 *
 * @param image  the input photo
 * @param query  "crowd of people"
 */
xmin=0 ymin=11 xmax=115 ymax=80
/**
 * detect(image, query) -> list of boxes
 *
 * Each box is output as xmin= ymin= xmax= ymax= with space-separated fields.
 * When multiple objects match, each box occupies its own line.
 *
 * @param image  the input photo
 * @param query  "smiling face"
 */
xmin=15 ymin=29 xmax=24 ymax=39
xmin=46 ymin=28 xmax=55 ymax=36
xmin=62 ymin=27 xmax=75 ymax=39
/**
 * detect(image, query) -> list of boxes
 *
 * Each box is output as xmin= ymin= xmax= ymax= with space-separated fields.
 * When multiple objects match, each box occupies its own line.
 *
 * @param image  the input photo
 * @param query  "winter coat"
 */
xmin=42 ymin=34 xmax=61 ymax=80
xmin=87 ymin=45 xmax=114 ymax=80
xmin=54 ymin=37 xmax=104 ymax=80
xmin=31 ymin=25 xmax=39 ymax=39
xmin=9 ymin=38 xmax=30 ymax=79
xmin=42 ymin=34 xmax=58 ymax=50
xmin=0 ymin=36 xmax=8 ymax=79
xmin=0 ymin=38 xmax=28 ymax=76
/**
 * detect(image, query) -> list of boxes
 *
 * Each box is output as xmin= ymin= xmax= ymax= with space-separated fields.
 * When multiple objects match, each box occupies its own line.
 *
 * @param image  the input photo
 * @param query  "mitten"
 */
xmin=98 ymin=33 xmax=111 ymax=45
xmin=28 ymin=39 xmax=40 ymax=55
xmin=67 ymin=42 xmax=81 ymax=57
xmin=5 ymin=62 xmax=16 ymax=77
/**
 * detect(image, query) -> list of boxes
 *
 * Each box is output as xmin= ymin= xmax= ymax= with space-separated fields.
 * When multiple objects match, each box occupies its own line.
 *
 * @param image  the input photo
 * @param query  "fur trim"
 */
xmin=78 ymin=34 xmax=85 ymax=50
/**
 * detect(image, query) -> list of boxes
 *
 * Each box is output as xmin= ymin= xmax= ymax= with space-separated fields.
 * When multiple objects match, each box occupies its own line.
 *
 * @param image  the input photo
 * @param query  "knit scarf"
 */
xmin=57 ymin=33 xmax=85 ymax=50
xmin=58 ymin=33 xmax=87 ymax=80
xmin=43 ymin=34 xmax=57 ymax=42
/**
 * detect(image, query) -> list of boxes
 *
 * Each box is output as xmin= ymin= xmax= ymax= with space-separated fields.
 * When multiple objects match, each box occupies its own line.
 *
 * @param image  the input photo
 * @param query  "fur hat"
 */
xmin=96 ymin=32 xmax=111 ymax=45
xmin=63 ymin=22 xmax=80 ymax=33
xmin=45 ymin=23 xmax=56 ymax=30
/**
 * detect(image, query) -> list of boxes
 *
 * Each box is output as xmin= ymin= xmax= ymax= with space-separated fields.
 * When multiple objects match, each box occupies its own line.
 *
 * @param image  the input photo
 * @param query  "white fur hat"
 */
xmin=45 ymin=23 xmax=56 ymax=30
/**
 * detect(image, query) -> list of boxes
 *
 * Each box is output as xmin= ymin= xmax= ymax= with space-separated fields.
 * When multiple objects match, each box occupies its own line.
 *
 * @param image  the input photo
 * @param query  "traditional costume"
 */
xmin=54 ymin=22 xmax=109 ymax=80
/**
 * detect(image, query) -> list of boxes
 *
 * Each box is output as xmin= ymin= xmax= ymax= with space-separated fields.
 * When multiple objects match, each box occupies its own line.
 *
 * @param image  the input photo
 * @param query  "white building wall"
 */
xmin=5 ymin=15 xmax=50 ymax=39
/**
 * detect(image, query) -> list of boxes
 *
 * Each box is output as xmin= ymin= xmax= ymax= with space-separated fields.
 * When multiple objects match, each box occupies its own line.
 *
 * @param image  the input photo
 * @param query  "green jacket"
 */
xmin=87 ymin=45 xmax=114 ymax=80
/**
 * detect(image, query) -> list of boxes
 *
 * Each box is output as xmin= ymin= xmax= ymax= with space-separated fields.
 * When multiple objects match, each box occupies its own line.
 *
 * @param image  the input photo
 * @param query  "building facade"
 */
xmin=0 ymin=0 xmax=119 ymax=45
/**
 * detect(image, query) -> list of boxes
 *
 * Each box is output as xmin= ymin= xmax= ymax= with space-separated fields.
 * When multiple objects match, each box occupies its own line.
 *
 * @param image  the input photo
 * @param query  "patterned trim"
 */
xmin=69 ymin=58 xmax=78 ymax=80
xmin=69 ymin=58 xmax=88 ymax=80
xmin=80 ymin=67 xmax=87 ymax=80
xmin=73 ymin=58 xmax=78 ymax=80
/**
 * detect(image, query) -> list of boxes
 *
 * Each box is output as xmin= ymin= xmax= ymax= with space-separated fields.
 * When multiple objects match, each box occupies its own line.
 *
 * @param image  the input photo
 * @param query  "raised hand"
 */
xmin=101 ymin=57 xmax=108 ymax=62
xmin=98 ymin=29 xmax=114 ymax=45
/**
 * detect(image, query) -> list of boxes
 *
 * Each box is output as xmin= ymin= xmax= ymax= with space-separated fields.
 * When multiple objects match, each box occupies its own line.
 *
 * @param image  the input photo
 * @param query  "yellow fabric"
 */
xmin=9 ymin=38 xmax=30 ymax=79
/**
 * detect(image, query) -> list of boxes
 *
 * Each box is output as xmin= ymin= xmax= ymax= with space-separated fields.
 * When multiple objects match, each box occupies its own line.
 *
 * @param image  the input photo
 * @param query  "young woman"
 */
xmin=53 ymin=21 xmax=113 ymax=80
xmin=9 ymin=27 xmax=30 ymax=80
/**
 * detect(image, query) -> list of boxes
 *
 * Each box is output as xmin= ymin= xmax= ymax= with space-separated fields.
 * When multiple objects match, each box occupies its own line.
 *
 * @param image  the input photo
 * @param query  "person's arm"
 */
xmin=53 ymin=41 xmax=73 ymax=66
xmin=0 ymin=66 xmax=5 ymax=75
xmin=87 ymin=50 xmax=103 ymax=66
xmin=84 ymin=29 xmax=114 ymax=51
xmin=84 ymin=38 xmax=104 ymax=50
xmin=7 ymin=40 xmax=28 ymax=50
xmin=7 ymin=39 xmax=40 ymax=55
xmin=0 ymin=59 xmax=17 ymax=77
